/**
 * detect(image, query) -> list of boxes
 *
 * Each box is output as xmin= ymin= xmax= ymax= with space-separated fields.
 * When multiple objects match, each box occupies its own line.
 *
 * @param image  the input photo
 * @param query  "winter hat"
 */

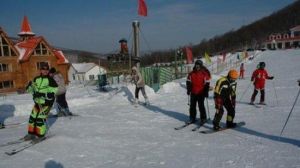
xmin=132 ymin=66 xmax=137 ymax=71
xmin=258 ymin=62 xmax=266 ymax=69
xmin=49 ymin=67 xmax=56 ymax=74
xmin=228 ymin=69 xmax=239 ymax=80
xmin=195 ymin=59 xmax=203 ymax=66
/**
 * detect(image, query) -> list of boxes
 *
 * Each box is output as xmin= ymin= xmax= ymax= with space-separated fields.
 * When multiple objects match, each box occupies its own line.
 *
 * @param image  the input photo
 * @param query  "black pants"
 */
xmin=189 ymin=93 xmax=207 ymax=122
xmin=251 ymin=89 xmax=265 ymax=103
xmin=135 ymin=87 xmax=147 ymax=99
xmin=56 ymin=93 xmax=69 ymax=110
xmin=213 ymin=97 xmax=236 ymax=126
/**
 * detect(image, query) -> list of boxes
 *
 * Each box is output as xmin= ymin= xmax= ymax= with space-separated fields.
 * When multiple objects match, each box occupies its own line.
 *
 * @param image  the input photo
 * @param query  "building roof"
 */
xmin=15 ymin=36 xmax=68 ymax=64
xmin=18 ymin=16 xmax=35 ymax=36
xmin=290 ymin=25 xmax=300 ymax=32
xmin=72 ymin=63 xmax=98 ymax=73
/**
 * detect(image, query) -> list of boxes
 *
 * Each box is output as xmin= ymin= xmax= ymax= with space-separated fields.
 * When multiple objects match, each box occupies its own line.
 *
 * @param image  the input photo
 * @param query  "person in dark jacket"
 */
xmin=250 ymin=62 xmax=274 ymax=105
xmin=23 ymin=63 xmax=58 ymax=141
xmin=212 ymin=69 xmax=239 ymax=130
xmin=186 ymin=60 xmax=211 ymax=124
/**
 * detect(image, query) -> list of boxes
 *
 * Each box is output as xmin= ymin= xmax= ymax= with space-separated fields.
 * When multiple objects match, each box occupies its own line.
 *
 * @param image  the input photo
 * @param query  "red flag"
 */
xmin=138 ymin=0 xmax=148 ymax=16
xmin=185 ymin=47 xmax=193 ymax=64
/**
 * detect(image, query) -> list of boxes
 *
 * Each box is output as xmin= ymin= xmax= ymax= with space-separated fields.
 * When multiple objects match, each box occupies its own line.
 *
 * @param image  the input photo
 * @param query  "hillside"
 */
xmin=141 ymin=0 xmax=300 ymax=66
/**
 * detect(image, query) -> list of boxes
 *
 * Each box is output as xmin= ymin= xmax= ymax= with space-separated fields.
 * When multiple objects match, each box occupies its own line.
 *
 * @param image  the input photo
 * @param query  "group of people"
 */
xmin=23 ymin=63 xmax=71 ymax=141
xmin=186 ymin=60 xmax=275 ymax=130
xmin=4 ymin=58 xmax=296 ymax=139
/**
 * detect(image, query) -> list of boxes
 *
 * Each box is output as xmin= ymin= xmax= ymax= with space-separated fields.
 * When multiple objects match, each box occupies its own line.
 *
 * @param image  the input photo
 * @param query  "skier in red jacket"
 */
xmin=250 ymin=62 xmax=274 ymax=105
xmin=186 ymin=60 xmax=211 ymax=124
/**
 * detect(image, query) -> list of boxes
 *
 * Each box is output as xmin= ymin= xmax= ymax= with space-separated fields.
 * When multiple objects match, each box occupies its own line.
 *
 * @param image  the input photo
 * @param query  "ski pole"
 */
xmin=280 ymin=88 xmax=300 ymax=136
xmin=238 ymin=80 xmax=252 ymax=102
xmin=272 ymin=81 xmax=279 ymax=106
xmin=206 ymin=98 xmax=211 ymax=120
xmin=187 ymin=95 xmax=190 ymax=106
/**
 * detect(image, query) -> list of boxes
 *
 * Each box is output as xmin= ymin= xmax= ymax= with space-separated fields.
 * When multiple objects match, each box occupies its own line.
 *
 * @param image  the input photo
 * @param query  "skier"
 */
xmin=212 ymin=69 xmax=239 ymax=130
xmin=49 ymin=67 xmax=72 ymax=116
xmin=186 ymin=60 xmax=211 ymax=124
xmin=239 ymin=63 xmax=245 ymax=79
xmin=131 ymin=66 xmax=149 ymax=105
xmin=250 ymin=62 xmax=274 ymax=105
xmin=23 ymin=63 xmax=58 ymax=141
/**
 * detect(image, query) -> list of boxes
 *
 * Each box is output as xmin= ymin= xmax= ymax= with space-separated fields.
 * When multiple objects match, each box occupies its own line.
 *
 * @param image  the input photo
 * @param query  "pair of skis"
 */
xmin=174 ymin=120 xmax=207 ymax=131
xmin=1 ymin=134 xmax=54 ymax=156
xmin=174 ymin=121 xmax=245 ymax=134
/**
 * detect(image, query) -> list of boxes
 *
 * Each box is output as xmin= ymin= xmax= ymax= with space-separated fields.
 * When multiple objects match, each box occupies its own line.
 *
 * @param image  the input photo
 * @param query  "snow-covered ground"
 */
xmin=0 ymin=49 xmax=300 ymax=168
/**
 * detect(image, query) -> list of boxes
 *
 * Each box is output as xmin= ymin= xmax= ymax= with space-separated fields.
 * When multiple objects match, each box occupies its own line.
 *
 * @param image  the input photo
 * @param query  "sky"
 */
xmin=0 ymin=49 xmax=300 ymax=167
xmin=0 ymin=0 xmax=296 ymax=54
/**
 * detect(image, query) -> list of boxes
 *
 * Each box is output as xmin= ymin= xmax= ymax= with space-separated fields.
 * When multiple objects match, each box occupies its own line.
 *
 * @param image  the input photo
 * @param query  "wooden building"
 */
xmin=0 ymin=16 xmax=69 ymax=93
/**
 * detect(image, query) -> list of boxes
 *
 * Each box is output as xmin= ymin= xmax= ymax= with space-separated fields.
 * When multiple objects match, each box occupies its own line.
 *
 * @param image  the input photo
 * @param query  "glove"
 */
xmin=33 ymin=92 xmax=45 ymax=98
xmin=46 ymin=92 xmax=55 ymax=99
xmin=203 ymin=83 xmax=210 ymax=98
xmin=187 ymin=90 xmax=191 ymax=95
xmin=269 ymin=76 xmax=274 ymax=80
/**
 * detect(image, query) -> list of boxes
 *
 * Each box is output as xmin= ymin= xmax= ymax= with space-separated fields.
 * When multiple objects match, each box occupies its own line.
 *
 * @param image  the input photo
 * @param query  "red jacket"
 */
xmin=251 ymin=68 xmax=271 ymax=89
xmin=187 ymin=69 xmax=211 ymax=94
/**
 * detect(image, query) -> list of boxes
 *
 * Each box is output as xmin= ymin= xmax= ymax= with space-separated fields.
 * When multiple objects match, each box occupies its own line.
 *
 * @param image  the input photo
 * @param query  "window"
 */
xmin=0 ymin=80 xmax=14 ymax=89
xmin=0 ymin=63 xmax=9 ymax=72
xmin=36 ymin=62 xmax=49 ymax=70
xmin=0 ymin=36 xmax=17 ymax=57
xmin=34 ymin=43 xmax=48 ymax=56
xmin=89 ymin=75 xmax=95 ymax=80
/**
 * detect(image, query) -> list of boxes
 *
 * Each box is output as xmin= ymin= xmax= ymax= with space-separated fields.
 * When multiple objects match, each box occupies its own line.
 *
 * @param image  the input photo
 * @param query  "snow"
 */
xmin=1 ymin=49 xmax=300 ymax=168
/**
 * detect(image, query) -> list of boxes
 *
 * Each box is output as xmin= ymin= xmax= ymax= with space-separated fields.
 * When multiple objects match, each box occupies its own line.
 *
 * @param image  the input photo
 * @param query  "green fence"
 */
xmin=141 ymin=67 xmax=175 ymax=92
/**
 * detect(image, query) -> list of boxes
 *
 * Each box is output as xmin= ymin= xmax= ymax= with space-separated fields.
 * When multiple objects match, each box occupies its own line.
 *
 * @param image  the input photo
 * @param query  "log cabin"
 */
xmin=0 ymin=16 xmax=69 ymax=93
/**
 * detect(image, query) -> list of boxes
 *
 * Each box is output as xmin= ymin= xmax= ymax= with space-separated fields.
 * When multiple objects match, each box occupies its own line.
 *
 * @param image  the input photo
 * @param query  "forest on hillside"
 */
xmin=140 ymin=0 xmax=300 ymax=66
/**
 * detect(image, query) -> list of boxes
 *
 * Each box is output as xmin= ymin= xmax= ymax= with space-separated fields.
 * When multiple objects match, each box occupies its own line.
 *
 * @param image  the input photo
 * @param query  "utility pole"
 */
xmin=132 ymin=20 xmax=140 ymax=69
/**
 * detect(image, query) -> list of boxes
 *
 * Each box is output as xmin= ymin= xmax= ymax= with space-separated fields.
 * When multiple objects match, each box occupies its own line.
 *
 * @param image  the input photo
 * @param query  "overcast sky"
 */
xmin=0 ymin=0 xmax=295 ymax=54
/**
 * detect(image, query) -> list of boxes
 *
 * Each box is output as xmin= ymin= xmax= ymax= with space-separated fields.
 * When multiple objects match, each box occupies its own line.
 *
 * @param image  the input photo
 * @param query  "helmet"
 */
xmin=258 ymin=62 xmax=265 ymax=68
xmin=195 ymin=60 xmax=203 ymax=66
xmin=228 ymin=69 xmax=239 ymax=80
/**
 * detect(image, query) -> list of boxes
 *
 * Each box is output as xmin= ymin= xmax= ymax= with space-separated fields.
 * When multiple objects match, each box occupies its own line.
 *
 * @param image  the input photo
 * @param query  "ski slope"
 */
xmin=0 ymin=49 xmax=300 ymax=168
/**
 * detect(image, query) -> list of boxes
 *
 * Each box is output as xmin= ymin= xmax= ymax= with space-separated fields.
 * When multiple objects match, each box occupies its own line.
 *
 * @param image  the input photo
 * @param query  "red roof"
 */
xmin=18 ymin=16 xmax=35 ymax=36
xmin=15 ymin=36 xmax=68 ymax=64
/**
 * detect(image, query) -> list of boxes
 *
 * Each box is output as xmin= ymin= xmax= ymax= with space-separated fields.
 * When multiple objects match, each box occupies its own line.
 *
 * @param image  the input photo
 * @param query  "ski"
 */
xmin=248 ymin=103 xmax=261 ymax=108
xmin=5 ymin=134 xmax=54 ymax=156
xmin=0 ymin=138 xmax=28 ymax=148
xmin=174 ymin=121 xmax=196 ymax=130
xmin=200 ymin=121 xmax=246 ymax=134
xmin=0 ymin=122 xmax=26 ymax=130
xmin=48 ymin=113 xmax=79 ymax=118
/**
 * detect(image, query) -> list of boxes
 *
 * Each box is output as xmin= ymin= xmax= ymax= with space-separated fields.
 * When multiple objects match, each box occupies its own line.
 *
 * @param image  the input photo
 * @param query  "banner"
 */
xmin=138 ymin=0 xmax=148 ymax=16
xmin=204 ymin=52 xmax=212 ymax=64
xmin=185 ymin=47 xmax=193 ymax=64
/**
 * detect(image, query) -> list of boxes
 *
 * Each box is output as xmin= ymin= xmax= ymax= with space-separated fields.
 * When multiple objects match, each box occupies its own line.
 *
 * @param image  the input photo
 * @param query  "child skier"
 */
xmin=250 ymin=62 xmax=274 ymax=105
